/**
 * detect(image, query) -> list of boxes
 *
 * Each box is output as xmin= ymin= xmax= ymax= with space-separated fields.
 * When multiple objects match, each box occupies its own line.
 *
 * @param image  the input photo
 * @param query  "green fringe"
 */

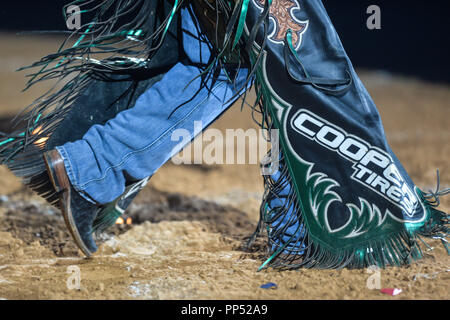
xmin=92 ymin=202 xmax=124 ymax=234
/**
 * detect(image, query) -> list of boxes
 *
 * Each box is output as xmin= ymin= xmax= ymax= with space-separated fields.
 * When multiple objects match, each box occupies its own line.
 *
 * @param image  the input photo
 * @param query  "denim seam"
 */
xmin=76 ymin=81 xmax=228 ymax=189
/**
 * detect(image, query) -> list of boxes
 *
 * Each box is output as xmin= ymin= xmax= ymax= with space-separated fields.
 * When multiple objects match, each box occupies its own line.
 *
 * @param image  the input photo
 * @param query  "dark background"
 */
xmin=0 ymin=0 xmax=449 ymax=83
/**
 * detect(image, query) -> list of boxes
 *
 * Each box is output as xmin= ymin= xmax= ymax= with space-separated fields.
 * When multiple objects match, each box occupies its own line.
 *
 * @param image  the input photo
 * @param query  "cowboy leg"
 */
xmin=56 ymin=6 xmax=249 ymax=205
xmin=240 ymin=0 xmax=447 ymax=268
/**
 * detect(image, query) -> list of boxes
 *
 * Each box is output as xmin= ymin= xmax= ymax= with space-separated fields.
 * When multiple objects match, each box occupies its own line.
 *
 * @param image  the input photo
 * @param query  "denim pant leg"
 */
xmin=56 ymin=63 xmax=248 ymax=204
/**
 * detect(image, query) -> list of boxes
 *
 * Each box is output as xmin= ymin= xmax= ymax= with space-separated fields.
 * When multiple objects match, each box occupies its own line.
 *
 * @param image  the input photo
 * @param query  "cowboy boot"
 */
xmin=43 ymin=149 xmax=99 ymax=257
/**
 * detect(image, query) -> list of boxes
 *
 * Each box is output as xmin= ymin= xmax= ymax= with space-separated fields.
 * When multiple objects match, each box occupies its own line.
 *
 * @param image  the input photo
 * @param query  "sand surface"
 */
xmin=0 ymin=34 xmax=448 ymax=300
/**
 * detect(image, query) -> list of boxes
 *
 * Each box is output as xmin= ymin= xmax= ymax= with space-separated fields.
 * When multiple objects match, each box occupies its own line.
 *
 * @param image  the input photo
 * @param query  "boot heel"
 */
xmin=43 ymin=150 xmax=67 ymax=193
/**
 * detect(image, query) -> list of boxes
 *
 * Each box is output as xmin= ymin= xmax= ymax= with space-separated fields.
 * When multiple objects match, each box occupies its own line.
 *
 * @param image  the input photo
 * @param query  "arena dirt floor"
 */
xmin=0 ymin=33 xmax=448 ymax=300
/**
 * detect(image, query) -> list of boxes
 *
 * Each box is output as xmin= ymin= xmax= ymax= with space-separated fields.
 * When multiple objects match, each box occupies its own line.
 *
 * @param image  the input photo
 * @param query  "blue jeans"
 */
xmin=56 ymin=6 xmax=248 ymax=204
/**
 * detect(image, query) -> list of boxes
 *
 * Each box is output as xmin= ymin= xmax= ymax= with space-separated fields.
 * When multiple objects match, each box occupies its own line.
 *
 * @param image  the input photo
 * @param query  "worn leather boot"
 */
xmin=43 ymin=149 xmax=99 ymax=257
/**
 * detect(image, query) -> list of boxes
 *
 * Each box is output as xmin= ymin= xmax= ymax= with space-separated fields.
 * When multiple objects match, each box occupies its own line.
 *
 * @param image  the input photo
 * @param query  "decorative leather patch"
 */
xmin=254 ymin=0 xmax=308 ymax=49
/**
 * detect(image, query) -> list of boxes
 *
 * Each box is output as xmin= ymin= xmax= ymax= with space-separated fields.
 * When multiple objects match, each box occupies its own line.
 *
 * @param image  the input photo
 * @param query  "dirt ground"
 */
xmin=0 ymin=33 xmax=448 ymax=300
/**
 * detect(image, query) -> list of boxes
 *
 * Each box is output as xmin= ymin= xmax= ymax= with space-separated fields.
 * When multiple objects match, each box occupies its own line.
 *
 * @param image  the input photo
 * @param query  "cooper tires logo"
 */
xmin=291 ymin=109 xmax=418 ymax=216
